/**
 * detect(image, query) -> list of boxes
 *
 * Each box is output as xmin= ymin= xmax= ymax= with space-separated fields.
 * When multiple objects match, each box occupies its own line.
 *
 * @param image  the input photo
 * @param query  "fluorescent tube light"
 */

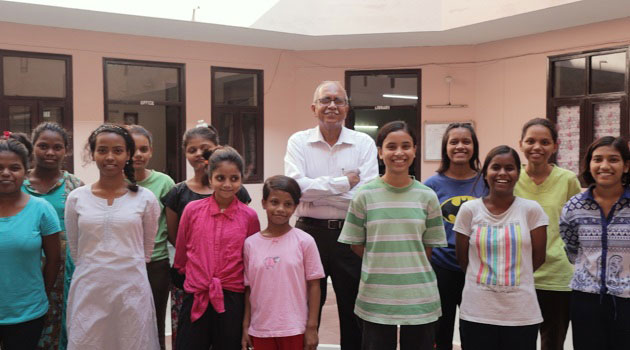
xmin=355 ymin=125 xmax=378 ymax=129
xmin=383 ymin=94 xmax=418 ymax=100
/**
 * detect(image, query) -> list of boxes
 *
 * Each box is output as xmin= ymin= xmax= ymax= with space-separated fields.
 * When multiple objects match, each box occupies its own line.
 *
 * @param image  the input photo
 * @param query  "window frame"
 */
xmin=103 ymin=58 xmax=186 ymax=182
xmin=547 ymin=46 xmax=630 ymax=170
xmin=0 ymin=49 xmax=74 ymax=172
xmin=211 ymin=66 xmax=264 ymax=184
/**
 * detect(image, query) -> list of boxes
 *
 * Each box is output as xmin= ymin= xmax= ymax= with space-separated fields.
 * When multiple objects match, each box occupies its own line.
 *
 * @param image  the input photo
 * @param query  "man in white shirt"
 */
xmin=284 ymin=80 xmax=379 ymax=350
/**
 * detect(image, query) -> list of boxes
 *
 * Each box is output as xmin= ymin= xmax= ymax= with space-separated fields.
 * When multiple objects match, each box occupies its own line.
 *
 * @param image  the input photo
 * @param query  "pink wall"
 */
xmin=2 ymin=17 xmax=630 ymax=220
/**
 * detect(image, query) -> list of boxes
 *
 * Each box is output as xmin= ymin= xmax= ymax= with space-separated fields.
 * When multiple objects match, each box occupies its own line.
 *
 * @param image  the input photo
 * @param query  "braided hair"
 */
xmin=86 ymin=124 xmax=138 ymax=192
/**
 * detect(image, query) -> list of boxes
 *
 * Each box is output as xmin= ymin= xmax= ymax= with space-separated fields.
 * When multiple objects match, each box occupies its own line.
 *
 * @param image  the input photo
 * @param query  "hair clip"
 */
xmin=3 ymin=131 xmax=11 ymax=139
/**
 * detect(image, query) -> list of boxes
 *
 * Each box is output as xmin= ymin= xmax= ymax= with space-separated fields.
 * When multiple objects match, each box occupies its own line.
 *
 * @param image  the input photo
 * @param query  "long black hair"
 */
xmin=86 ymin=124 xmax=138 ymax=192
xmin=436 ymin=123 xmax=480 ymax=174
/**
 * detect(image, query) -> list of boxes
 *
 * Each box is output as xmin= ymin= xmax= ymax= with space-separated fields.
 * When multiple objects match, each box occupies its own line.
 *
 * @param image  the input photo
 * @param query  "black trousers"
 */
xmin=536 ymin=289 xmax=570 ymax=350
xmin=0 ymin=315 xmax=45 ymax=350
xmin=296 ymin=220 xmax=362 ymax=350
xmin=175 ymin=290 xmax=244 ymax=350
xmin=147 ymin=258 xmax=171 ymax=350
xmin=361 ymin=320 xmax=435 ymax=350
xmin=571 ymin=291 xmax=630 ymax=350
xmin=459 ymin=319 xmax=538 ymax=350
xmin=431 ymin=263 xmax=465 ymax=350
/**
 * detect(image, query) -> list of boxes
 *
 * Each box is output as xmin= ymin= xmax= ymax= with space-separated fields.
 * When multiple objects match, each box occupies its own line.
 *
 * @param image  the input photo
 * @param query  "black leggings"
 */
xmin=459 ymin=319 xmax=538 ymax=350
xmin=175 ymin=290 xmax=244 ymax=350
xmin=0 ymin=315 xmax=45 ymax=350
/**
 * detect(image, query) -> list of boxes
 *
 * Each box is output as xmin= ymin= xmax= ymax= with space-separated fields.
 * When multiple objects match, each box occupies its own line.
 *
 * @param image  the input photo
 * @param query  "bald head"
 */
xmin=313 ymin=81 xmax=348 ymax=103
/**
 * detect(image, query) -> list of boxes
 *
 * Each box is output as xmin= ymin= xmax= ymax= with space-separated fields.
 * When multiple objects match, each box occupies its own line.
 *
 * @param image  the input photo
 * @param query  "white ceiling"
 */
xmin=1 ymin=0 xmax=630 ymax=50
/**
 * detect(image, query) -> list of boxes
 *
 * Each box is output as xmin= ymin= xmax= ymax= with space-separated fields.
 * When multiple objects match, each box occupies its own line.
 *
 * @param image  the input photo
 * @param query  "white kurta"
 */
xmin=65 ymin=185 xmax=161 ymax=350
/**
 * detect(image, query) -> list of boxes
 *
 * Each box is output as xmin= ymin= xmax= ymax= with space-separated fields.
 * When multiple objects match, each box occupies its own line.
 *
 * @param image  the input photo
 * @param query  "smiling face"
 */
xmin=519 ymin=124 xmax=558 ymax=166
xmin=590 ymin=145 xmax=630 ymax=189
xmin=209 ymin=161 xmax=242 ymax=204
xmin=0 ymin=151 xmax=26 ymax=195
xmin=263 ymin=189 xmax=296 ymax=227
xmin=311 ymin=82 xmax=349 ymax=132
xmin=131 ymin=133 xmax=153 ymax=172
xmin=185 ymin=136 xmax=217 ymax=173
xmin=485 ymin=152 xmax=520 ymax=195
xmin=33 ymin=130 xmax=67 ymax=171
xmin=378 ymin=130 xmax=416 ymax=176
xmin=446 ymin=127 xmax=474 ymax=167
xmin=92 ymin=132 xmax=129 ymax=178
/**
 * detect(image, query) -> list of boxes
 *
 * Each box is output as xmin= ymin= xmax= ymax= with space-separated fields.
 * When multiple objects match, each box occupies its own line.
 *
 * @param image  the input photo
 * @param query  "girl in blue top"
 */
xmin=424 ymin=123 xmax=486 ymax=350
xmin=0 ymin=135 xmax=62 ymax=350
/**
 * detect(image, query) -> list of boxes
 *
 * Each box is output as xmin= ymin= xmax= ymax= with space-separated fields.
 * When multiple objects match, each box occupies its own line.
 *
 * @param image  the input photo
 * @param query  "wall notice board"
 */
xmin=423 ymin=121 xmax=474 ymax=161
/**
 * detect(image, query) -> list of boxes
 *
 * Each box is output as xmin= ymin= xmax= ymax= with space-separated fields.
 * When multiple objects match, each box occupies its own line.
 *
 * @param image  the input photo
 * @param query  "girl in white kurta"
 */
xmin=65 ymin=124 xmax=161 ymax=350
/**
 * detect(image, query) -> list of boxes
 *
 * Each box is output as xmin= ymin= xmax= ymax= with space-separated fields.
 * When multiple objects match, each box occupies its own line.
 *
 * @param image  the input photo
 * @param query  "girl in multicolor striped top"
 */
xmin=454 ymin=145 xmax=548 ymax=350
xmin=339 ymin=121 xmax=447 ymax=350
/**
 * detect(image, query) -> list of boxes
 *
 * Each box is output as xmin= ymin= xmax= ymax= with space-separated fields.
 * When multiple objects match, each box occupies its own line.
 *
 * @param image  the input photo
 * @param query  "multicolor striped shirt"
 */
xmin=338 ymin=177 xmax=447 ymax=325
xmin=453 ymin=197 xmax=548 ymax=326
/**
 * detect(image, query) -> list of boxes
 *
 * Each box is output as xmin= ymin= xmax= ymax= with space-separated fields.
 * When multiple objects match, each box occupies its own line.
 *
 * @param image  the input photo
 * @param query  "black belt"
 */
xmin=298 ymin=217 xmax=345 ymax=230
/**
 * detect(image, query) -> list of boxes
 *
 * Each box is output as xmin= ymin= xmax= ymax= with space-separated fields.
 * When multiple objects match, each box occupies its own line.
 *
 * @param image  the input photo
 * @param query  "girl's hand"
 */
xmin=304 ymin=327 xmax=318 ymax=350
xmin=241 ymin=332 xmax=253 ymax=350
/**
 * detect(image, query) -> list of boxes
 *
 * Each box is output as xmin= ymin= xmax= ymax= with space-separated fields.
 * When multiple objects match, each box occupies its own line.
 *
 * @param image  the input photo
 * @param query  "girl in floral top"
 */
xmin=560 ymin=136 xmax=630 ymax=350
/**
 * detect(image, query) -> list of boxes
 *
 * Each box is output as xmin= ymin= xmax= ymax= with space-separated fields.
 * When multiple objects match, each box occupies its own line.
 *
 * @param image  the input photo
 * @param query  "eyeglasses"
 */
xmin=317 ymin=97 xmax=348 ymax=106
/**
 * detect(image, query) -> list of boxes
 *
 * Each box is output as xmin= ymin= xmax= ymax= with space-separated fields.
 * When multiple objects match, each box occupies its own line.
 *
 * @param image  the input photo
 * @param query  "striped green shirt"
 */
xmin=339 ymin=177 xmax=447 ymax=325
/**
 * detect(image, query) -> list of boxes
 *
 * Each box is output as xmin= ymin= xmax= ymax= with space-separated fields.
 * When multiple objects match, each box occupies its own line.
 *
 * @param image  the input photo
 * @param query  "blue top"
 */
xmin=560 ymin=186 xmax=630 ymax=298
xmin=424 ymin=173 xmax=487 ymax=271
xmin=0 ymin=196 xmax=61 ymax=324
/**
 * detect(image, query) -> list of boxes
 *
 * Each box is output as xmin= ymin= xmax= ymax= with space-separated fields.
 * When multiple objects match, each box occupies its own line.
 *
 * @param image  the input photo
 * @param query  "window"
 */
xmin=0 ymin=50 xmax=73 ymax=171
xmin=345 ymin=69 xmax=421 ymax=176
xmin=211 ymin=67 xmax=264 ymax=183
xmin=548 ymin=47 xmax=629 ymax=174
xmin=104 ymin=59 xmax=185 ymax=182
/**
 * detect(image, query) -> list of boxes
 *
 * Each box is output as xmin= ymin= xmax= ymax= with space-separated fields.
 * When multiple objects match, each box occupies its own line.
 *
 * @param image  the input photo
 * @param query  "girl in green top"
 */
xmin=21 ymin=122 xmax=83 ymax=350
xmin=127 ymin=125 xmax=175 ymax=350
xmin=515 ymin=118 xmax=581 ymax=350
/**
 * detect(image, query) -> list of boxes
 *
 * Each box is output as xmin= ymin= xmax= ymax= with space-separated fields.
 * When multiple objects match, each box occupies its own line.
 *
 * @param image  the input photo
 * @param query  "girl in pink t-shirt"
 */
xmin=242 ymin=175 xmax=325 ymax=350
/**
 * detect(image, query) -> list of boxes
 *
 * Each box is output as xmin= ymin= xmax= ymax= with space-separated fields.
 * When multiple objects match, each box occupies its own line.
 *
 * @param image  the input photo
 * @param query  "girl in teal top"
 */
xmin=21 ymin=122 xmax=83 ymax=350
xmin=1 ymin=135 xmax=61 ymax=350
xmin=514 ymin=118 xmax=581 ymax=350
xmin=128 ymin=124 xmax=175 ymax=350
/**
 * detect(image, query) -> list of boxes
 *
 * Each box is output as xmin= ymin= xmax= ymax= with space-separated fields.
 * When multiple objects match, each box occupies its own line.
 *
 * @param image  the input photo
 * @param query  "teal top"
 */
xmin=0 ymin=196 xmax=61 ymax=324
xmin=136 ymin=170 xmax=175 ymax=262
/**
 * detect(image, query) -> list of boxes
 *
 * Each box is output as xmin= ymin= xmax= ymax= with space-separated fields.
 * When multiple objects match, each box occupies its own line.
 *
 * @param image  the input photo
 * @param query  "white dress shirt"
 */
xmin=284 ymin=126 xmax=379 ymax=219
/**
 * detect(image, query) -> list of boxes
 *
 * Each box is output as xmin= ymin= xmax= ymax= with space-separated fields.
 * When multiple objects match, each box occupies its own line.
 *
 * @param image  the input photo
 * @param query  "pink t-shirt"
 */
xmin=244 ymin=228 xmax=325 ymax=338
xmin=174 ymin=196 xmax=260 ymax=322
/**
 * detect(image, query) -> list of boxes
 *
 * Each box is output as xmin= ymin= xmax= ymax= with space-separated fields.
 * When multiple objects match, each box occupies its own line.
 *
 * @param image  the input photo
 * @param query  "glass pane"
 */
xmin=42 ymin=106 xmax=63 ymax=125
xmin=352 ymin=109 xmax=418 ymax=176
xmin=349 ymin=74 xmax=418 ymax=106
xmin=241 ymin=112 xmax=259 ymax=180
xmin=591 ymin=52 xmax=626 ymax=94
xmin=213 ymin=71 xmax=258 ymax=106
xmin=215 ymin=112 xmax=235 ymax=146
xmin=107 ymin=103 xmax=168 ymax=173
xmin=8 ymin=105 xmax=32 ymax=133
xmin=553 ymin=58 xmax=585 ymax=97
xmin=3 ymin=57 xmax=66 ymax=97
xmin=556 ymin=105 xmax=581 ymax=174
xmin=593 ymin=102 xmax=621 ymax=139
xmin=106 ymin=63 xmax=180 ymax=102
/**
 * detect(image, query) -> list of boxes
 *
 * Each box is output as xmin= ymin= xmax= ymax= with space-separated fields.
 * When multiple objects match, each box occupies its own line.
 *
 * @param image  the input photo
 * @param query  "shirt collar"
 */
xmin=308 ymin=126 xmax=355 ymax=146
xmin=580 ymin=185 xmax=630 ymax=201
xmin=208 ymin=195 xmax=239 ymax=219
xmin=22 ymin=171 xmax=67 ymax=195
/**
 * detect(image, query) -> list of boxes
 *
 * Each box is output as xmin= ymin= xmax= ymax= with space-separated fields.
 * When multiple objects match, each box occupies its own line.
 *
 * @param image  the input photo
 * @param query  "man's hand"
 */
xmin=346 ymin=171 xmax=360 ymax=188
